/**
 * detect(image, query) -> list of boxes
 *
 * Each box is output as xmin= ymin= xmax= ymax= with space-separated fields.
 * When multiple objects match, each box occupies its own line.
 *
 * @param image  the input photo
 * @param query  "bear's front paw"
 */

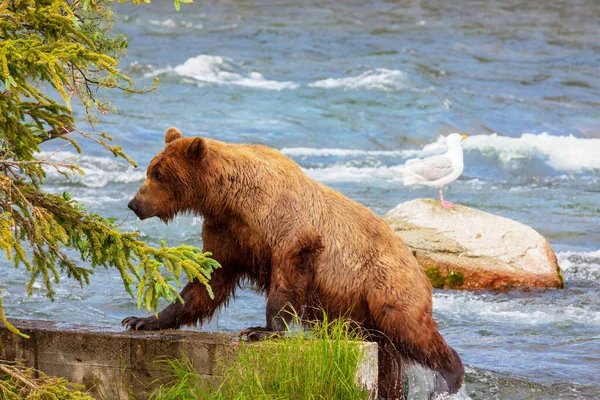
xmin=122 ymin=316 xmax=161 ymax=331
xmin=239 ymin=326 xmax=281 ymax=341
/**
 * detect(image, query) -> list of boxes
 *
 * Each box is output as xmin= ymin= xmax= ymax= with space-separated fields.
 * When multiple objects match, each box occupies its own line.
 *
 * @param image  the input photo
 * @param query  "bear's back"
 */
xmin=230 ymin=141 xmax=415 ymax=277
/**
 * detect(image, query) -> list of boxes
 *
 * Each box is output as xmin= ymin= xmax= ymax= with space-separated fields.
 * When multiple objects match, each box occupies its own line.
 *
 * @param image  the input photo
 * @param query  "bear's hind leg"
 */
xmin=367 ymin=288 xmax=464 ymax=396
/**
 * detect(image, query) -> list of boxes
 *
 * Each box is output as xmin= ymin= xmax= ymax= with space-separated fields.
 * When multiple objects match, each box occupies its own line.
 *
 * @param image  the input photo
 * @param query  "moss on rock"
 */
xmin=557 ymin=265 xmax=565 ymax=289
xmin=425 ymin=267 xmax=447 ymax=289
xmin=446 ymin=271 xmax=465 ymax=288
xmin=425 ymin=267 xmax=465 ymax=289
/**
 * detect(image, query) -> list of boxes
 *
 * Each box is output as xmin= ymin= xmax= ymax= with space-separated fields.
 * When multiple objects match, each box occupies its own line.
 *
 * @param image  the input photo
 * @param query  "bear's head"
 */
xmin=127 ymin=127 xmax=207 ymax=223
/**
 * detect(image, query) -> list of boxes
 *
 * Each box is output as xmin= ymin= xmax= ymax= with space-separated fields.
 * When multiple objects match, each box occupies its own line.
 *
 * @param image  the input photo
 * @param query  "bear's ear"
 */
xmin=165 ymin=127 xmax=183 ymax=144
xmin=187 ymin=137 xmax=207 ymax=159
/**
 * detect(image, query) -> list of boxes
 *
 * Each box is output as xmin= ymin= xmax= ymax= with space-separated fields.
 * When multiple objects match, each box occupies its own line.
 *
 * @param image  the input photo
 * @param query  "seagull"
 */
xmin=403 ymin=133 xmax=467 ymax=209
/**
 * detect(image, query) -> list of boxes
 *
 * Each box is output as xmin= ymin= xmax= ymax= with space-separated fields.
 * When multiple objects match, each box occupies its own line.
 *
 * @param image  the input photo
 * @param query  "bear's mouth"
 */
xmin=133 ymin=210 xmax=153 ymax=221
xmin=127 ymin=198 xmax=157 ymax=221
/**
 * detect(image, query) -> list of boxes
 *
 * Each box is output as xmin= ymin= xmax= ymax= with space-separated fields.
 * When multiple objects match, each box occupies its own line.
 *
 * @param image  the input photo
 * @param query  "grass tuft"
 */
xmin=151 ymin=315 xmax=371 ymax=400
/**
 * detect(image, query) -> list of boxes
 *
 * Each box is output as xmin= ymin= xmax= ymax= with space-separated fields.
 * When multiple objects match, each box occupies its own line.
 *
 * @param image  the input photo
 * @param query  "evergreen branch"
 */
xmin=0 ymin=159 xmax=79 ymax=172
xmin=0 ymin=296 xmax=29 ymax=338
xmin=0 ymin=0 xmax=211 ymax=337
xmin=0 ymin=361 xmax=93 ymax=399
xmin=40 ymin=125 xmax=76 ymax=142
xmin=0 ymin=364 xmax=38 ymax=390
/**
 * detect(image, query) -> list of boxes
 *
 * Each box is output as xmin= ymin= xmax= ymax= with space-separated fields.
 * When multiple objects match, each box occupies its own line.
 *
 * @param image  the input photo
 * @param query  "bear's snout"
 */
xmin=127 ymin=198 xmax=144 ymax=219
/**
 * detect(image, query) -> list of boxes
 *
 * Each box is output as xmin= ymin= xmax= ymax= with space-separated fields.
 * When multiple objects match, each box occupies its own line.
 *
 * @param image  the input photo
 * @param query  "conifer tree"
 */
xmin=0 ymin=0 xmax=215 ymax=337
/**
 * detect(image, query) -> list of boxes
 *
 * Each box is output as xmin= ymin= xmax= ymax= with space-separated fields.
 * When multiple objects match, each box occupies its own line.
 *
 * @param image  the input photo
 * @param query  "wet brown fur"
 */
xmin=123 ymin=128 xmax=464 ymax=398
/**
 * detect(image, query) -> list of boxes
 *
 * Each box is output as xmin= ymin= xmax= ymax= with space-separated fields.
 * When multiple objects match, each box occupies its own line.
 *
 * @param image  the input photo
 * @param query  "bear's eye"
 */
xmin=152 ymin=171 xmax=163 ymax=181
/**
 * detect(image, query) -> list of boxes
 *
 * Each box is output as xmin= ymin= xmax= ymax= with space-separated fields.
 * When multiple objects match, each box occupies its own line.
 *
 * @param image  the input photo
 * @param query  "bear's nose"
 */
xmin=127 ymin=199 xmax=139 ymax=215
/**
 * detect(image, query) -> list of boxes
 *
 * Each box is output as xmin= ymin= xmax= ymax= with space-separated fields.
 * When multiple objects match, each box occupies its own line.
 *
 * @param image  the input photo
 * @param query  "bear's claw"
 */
xmin=122 ymin=316 xmax=160 ymax=331
xmin=239 ymin=326 xmax=280 ymax=341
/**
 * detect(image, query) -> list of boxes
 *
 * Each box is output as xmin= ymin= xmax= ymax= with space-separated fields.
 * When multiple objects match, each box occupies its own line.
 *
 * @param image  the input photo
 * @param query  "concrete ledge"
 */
xmin=0 ymin=319 xmax=378 ymax=399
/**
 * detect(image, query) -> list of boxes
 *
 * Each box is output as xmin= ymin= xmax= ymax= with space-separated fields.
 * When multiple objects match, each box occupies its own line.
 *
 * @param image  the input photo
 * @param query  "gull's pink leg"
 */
xmin=439 ymin=187 xmax=453 ymax=209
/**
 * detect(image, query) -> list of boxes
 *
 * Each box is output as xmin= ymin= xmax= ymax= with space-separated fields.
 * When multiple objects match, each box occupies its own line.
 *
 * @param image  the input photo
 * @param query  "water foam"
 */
xmin=146 ymin=54 xmax=415 ymax=92
xmin=557 ymin=250 xmax=600 ymax=280
xmin=433 ymin=291 xmax=600 ymax=326
xmin=403 ymin=363 xmax=472 ymax=400
xmin=284 ymin=133 xmax=600 ymax=183
xmin=281 ymin=147 xmax=403 ymax=157
xmin=308 ymin=68 xmax=409 ymax=91
xmin=303 ymin=164 xmax=405 ymax=183
xmin=149 ymin=19 xmax=203 ymax=29
xmin=37 ymin=151 xmax=145 ymax=188
xmin=147 ymin=55 xmax=299 ymax=90
xmin=408 ymin=133 xmax=600 ymax=173
xmin=557 ymin=249 xmax=600 ymax=263
xmin=149 ymin=19 xmax=177 ymax=28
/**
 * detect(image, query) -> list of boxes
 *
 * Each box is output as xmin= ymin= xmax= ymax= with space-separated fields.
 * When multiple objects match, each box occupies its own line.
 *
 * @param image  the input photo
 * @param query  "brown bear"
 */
xmin=123 ymin=127 xmax=464 ymax=398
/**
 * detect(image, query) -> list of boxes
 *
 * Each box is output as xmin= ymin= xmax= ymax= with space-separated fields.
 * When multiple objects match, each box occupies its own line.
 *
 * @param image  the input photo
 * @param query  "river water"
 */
xmin=1 ymin=1 xmax=599 ymax=398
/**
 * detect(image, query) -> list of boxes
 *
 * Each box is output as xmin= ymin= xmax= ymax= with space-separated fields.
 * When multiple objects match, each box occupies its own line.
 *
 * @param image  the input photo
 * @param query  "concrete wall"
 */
xmin=0 ymin=319 xmax=378 ymax=399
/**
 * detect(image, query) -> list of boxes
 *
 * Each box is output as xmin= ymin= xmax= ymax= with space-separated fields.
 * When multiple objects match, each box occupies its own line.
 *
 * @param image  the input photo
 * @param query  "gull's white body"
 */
xmin=403 ymin=133 xmax=466 ymax=209
xmin=403 ymin=133 xmax=465 ymax=187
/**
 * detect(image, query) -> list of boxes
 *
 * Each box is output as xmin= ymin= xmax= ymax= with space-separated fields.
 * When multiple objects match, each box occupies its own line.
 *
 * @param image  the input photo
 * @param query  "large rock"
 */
xmin=384 ymin=199 xmax=563 ymax=290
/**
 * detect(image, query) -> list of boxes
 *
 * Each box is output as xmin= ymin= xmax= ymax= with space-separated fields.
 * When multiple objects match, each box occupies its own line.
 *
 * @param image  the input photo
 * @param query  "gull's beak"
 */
xmin=461 ymin=135 xmax=468 ymax=140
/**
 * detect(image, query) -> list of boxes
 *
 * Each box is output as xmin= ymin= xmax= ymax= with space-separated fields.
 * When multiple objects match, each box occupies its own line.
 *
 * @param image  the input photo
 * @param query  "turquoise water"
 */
xmin=2 ymin=1 xmax=600 ymax=398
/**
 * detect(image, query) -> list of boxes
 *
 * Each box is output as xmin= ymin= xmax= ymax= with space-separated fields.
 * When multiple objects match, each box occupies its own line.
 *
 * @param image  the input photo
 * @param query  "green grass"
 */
xmin=151 ymin=316 xmax=371 ymax=400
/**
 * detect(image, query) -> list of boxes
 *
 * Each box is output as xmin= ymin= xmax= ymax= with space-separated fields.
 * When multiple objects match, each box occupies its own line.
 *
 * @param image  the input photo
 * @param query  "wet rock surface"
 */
xmin=384 ymin=199 xmax=563 ymax=290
